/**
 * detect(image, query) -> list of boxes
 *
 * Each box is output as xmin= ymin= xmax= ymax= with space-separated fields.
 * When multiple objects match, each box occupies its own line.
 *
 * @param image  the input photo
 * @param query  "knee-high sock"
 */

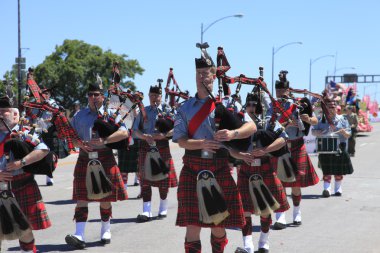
xmin=260 ymin=216 xmax=272 ymax=233
xmin=323 ymin=175 xmax=332 ymax=183
xmin=141 ymin=184 xmax=152 ymax=202
xmin=292 ymin=193 xmax=302 ymax=207
xmin=211 ymin=233 xmax=228 ymax=253
xmin=185 ymin=240 xmax=201 ymax=253
xmin=100 ymin=206 xmax=112 ymax=222
xmin=242 ymin=216 xmax=252 ymax=236
xmin=19 ymin=239 xmax=35 ymax=252
xmin=74 ymin=207 xmax=88 ymax=222
xmin=159 ymin=186 xmax=169 ymax=200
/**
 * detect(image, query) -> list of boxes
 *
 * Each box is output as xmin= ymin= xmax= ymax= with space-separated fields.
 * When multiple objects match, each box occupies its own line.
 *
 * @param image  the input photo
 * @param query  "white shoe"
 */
xmin=158 ymin=199 xmax=168 ymax=218
xmin=100 ymin=220 xmax=111 ymax=244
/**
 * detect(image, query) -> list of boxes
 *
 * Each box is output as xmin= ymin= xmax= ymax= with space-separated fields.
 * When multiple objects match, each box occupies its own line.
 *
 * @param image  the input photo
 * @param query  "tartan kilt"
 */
xmin=12 ymin=173 xmax=51 ymax=230
xmin=318 ymin=151 xmax=354 ymax=176
xmin=237 ymin=157 xmax=289 ymax=214
xmin=138 ymin=140 xmax=178 ymax=188
xmin=118 ymin=141 xmax=139 ymax=173
xmin=176 ymin=153 xmax=245 ymax=228
xmin=282 ymin=138 xmax=320 ymax=188
xmin=73 ymin=148 xmax=127 ymax=202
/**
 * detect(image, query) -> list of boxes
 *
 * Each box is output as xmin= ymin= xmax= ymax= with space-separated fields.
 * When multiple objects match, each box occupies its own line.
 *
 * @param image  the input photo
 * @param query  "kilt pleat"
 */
xmin=73 ymin=148 xmax=127 ymax=202
xmin=13 ymin=173 xmax=51 ymax=230
xmin=237 ymin=157 xmax=290 ymax=214
xmin=138 ymin=140 xmax=178 ymax=188
xmin=118 ymin=142 xmax=139 ymax=173
xmin=176 ymin=154 xmax=245 ymax=228
xmin=282 ymin=138 xmax=320 ymax=188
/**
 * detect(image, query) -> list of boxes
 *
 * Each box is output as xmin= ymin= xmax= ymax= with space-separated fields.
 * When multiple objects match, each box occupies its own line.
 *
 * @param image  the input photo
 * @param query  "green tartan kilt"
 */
xmin=118 ymin=142 xmax=139 ymax=173
xmin=318 ymin=149 xmax=354 ymax=176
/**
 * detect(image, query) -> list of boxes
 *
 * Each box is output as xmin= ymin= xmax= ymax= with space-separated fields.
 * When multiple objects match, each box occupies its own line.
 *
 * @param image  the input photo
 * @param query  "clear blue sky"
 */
xmin=1 ymin=0 xmax=379 ymax=104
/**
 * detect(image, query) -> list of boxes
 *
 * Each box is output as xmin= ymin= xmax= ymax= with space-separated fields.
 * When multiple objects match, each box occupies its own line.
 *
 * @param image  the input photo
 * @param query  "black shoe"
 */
xmin=157 ymin=214 xmax=167 ymax=220
xmin=133 ymin=182 xmax=140 ymax=186
xmin=65 ymin=234 xmax=85 ymax=249
xmin=136 ymin=214 xmax=151 ymax=223
xmin=334 ymin=192 xmax=342 ymax=197
xmin=46 ymin=182 xmax=53 ymax=186
xmin=234 ymin=247 xmax=249 ymax=253
xmin=293 ymin=221 xmax=302 ymax=226
xmin=136 ymin=194 xmax=142 ymax=199
xmin=272 ymin=222 xmax=286 ymax=230
xmin=258 ymin=248 xmax=269 ymax=253
xmin=322 ymin=190 xmax=330 ymax=198
xmin=100 ymin=238 xmax=111 ymax=244
xmin=350 ymin=153 xmax=355 ymax=157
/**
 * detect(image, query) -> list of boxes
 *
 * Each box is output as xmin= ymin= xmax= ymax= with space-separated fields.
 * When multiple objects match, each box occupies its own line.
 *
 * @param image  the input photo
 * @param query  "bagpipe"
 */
xmin=1 ymin=118 xmax=57 ymax=179
xmin=92 ymin=62 xmax=134 ymax=150
xmin=23 ymin=68 xmax=84 ymax=153
xmin=164 ymin=68 xmax=190 ymax=108
xmin=215 ymin=48 xmax=299 ymax=182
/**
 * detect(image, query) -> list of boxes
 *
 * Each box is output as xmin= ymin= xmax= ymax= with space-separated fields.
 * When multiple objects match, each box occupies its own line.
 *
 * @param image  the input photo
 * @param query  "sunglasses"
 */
xmin=88 ymin=93 xmax=101 ymax=97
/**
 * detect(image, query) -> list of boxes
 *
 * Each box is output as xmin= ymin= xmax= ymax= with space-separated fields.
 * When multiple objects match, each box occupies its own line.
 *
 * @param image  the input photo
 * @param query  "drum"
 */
xmin=316 ymin=134 xmax=340 ymax=154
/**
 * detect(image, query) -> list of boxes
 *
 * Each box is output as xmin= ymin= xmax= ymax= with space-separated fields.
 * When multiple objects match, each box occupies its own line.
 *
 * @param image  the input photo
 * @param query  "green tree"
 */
xmin=34 ymin=39 xmax=144 ymax=110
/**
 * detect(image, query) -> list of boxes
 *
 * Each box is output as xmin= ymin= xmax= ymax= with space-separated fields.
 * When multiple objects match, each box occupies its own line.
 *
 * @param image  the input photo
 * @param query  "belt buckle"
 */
xmin=251 ymin=158 xmax=261 ymax=167
xmin=201 ymin=150 xmax=213 ymax=159
xmin=88 ymin=152 xmax=99 ymax=159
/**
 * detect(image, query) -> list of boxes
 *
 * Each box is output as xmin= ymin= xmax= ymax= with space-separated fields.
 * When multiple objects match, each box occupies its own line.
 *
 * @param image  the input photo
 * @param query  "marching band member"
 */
xmin=233 ymin=92 xmax=289 ymax=253
xmin=132 ymin=83 xmax=178 ymax=222
xmin=0 ymin=96 xmax=51 ymax=253
xmin=312 ymin=96 xmax=353 ymax=197
xmin=173 ymin=43 xmax=256 ymax=253
xmin=270 ymin=71 xmax=319 ymax=230
xmin=65 ymin=82 xmax=128 ymax=249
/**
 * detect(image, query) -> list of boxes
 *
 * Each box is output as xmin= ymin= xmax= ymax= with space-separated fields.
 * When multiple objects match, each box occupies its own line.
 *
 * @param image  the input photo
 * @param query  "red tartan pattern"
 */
xmin=237 ymin=158 xmax=289 ymax=214
xmin=176 ymin=154 xmax=245 ymax=228
xmin=73 ymin=148 xmax=127 ymax=202
xmin=282 ymin=138 xmax=319 ymax=187
xmin=138 ymin=140 xmax=178 ymax=188
xmin=12 ymin=173 xmax=51 ymax=230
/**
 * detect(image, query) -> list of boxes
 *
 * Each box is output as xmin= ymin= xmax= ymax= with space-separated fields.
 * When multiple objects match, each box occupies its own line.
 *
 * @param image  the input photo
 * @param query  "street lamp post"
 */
xmin=201 ymin=14 xmax=243 ymax=43
xmin=17 ymin=0 xmax=22 ymax=107
xmin=309 ymin=54 xmax=334 ymax=93
xmin=334 ymin=67 xmax=356 ymax=76
xmin=271 ymin=42 xmax=303 ymax=95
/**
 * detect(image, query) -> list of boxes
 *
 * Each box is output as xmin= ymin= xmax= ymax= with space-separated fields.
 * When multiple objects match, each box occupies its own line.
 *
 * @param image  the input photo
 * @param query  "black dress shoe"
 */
xmin=136 ymin=194 xmax=142 ymax=199
xmin=334 ymin=192 xmax=342 ymax=197
xmin=65 ymin=234 xmax=85 ymax=249
xmin=234 ymin=247 xmax=249 ymax=253
xmin=293 ymin=221 xmax=302 ymax=226
xmin=322 ymin=190 xmax=330 ymax=198
xmin=272 ymin=222 xmax=286 ymax=230
xmin=100 ymin=238 xmax=111 ymax=244
xmin=258 ymin=248 xmax=269 ymax=253
xmin=133 ymin=182 xmax=140 ymax=186
xmin=136 ymin=214 xmax=151 ymax=223
xmin=46 ymin=182 xmax=53 ymax=186
xmin=157 ymin=214 xmax=167 ymax=220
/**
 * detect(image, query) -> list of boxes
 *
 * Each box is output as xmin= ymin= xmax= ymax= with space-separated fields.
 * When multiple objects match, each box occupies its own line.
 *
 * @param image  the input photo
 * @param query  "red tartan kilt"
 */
xmin=282 ymin=138 xmax=319 ymax=188
xmin=238 ymin=158 xmax=290 ymax=214
xmin=13 ymin=174 xmax=51 ymax=230
xmin=138 ymin=141 xmax=178 ymax=188
xmin=73 ymin=149 xmax=128 ymax=202
xmin=176 ymin=154 xmax=245 ymax=228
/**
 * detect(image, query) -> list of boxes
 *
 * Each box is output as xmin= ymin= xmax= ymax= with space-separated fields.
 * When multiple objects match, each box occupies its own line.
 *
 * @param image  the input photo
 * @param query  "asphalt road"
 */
xmin=2 ymin=123 xmax=380 ymax=253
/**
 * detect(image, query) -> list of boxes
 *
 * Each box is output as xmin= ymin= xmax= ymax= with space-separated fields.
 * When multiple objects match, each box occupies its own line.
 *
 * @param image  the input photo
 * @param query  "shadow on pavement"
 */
xmin=88 ymin=217 xmax=138 ymax=224
xmin=45 ymin=199 xmax=76 ymax=205
xmin=300 ymin=194 xmax=322 ymax=200
xmin=8 ymin=241 xmax=104 ymax=252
